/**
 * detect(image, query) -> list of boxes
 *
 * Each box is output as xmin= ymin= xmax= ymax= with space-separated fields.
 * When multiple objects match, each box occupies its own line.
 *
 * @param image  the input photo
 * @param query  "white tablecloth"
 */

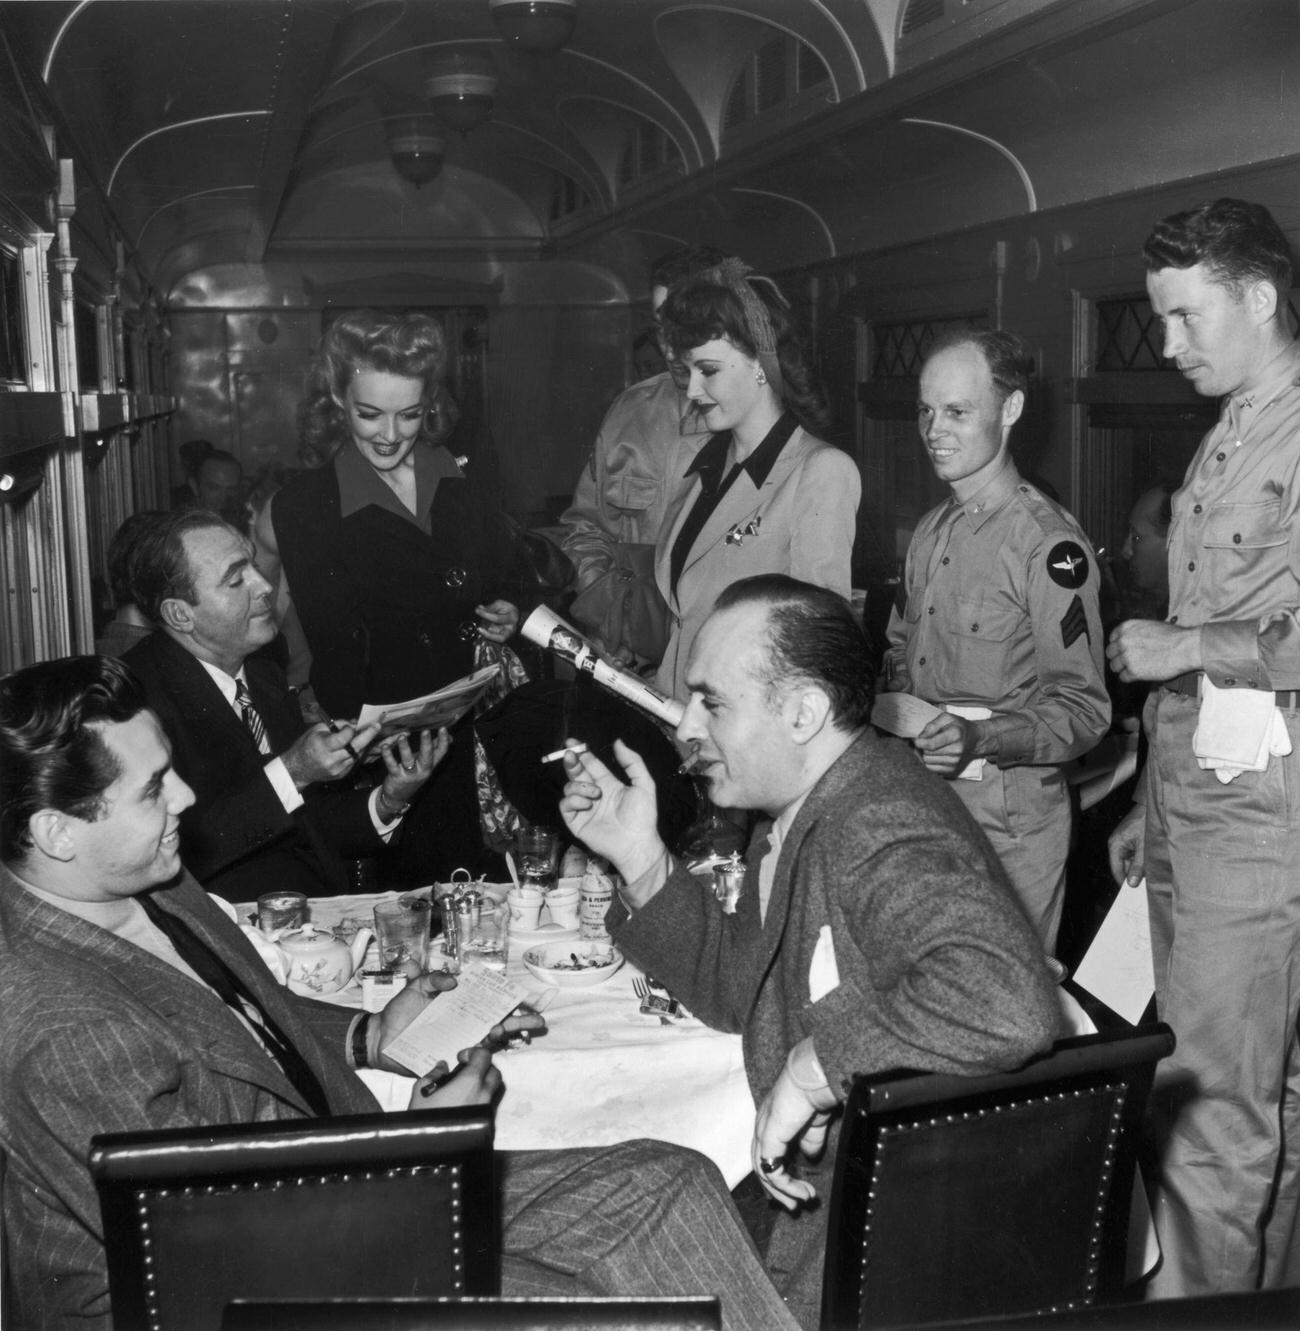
xmin=230 ymin=889 xmax=756 ymax=1188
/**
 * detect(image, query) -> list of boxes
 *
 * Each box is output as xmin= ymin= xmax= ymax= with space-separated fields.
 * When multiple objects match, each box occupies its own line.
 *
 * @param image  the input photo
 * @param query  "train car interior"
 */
xmin=4 ymin=4 xmax=1300 ymax=1329
xmin=1 ymin=0 xmax=1296 ymax=672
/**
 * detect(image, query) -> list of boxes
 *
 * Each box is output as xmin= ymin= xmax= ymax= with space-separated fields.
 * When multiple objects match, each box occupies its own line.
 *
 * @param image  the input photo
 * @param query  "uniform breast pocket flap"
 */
xmin=1201 ymin=501 xmax=1286 ymax=551
xmin=950 ymin=600 xmax=1020 ymax=644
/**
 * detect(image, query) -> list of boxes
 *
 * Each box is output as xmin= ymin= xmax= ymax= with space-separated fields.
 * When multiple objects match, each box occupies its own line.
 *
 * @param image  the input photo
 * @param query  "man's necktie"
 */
xmin=139 ymin=893 xmax=331 ymax=1117
xmin=234 ymin=677 xmax=270 ymax=754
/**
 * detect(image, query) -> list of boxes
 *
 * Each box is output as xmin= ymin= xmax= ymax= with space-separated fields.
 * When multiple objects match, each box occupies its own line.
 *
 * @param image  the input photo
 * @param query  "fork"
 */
xmin=632 ymin=976 xmax=671 ymax=1024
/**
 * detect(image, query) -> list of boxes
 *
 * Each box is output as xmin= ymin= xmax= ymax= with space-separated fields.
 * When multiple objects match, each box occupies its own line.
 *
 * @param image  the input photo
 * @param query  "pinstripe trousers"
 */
xmin=500 ymin=1142 xmax=798 ymax=1331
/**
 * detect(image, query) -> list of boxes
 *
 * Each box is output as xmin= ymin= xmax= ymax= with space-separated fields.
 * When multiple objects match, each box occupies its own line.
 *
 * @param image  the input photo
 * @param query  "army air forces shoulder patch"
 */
xmin=1046 ymin=540 xmax=1089 ymax=590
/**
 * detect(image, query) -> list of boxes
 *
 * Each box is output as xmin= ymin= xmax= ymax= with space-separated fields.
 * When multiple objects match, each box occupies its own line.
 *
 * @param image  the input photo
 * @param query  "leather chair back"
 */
xmin=821 ymin=1025 xmax=1175 ymax=1330
xmin=92 ymin=1107 xmax=497 ymax=1331
xmin=223 ymin=1295 xmax=722 ymax=1330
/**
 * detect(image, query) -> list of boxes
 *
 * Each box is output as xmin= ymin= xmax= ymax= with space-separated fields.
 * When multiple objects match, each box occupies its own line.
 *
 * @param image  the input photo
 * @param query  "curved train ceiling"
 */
xmin=2 ymin=0 xmax=1298 ymax=307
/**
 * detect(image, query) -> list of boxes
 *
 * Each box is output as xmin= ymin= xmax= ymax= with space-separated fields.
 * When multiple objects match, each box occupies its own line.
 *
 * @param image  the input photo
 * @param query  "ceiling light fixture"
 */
xmin=385 ymin=116 xmax=445 ymax=187
xmin=425 ymin=52 xmax=497 ymax=134
xmin=489 ymin=0 xmax=577 ymax=53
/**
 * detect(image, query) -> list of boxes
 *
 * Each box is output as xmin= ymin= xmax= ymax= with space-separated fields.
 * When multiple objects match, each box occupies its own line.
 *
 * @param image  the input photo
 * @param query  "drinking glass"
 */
xmin=373 ymin=897 xmax=431 ymax=975
xmin=257 ymin=891 xmax=306 ymax=935
xmin=458 ymin=901 xmax=510 ymax=972
xmin=675 ymin=777 xmax=746 ymax=868
xmin=516 ymin=825 xmax=560 ymax=893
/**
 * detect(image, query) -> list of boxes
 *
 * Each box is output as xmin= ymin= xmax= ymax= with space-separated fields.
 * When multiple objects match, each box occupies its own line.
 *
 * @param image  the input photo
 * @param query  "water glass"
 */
xmin=373 ymin=896 xmax=431 ymax=975
xmin=516 ymin=825 xmax=560 ymax=892
xmin=458 ymin=900 xmax=510 ymax=972
xmin=257 ymin=891 xmax=306 ymax=935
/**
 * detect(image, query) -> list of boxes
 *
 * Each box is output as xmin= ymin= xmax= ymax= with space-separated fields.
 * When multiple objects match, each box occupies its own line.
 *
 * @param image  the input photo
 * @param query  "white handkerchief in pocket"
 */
xmin=1193 ymin=676 xmax=1290 ymax=781
xmin=808 ymin=925 xmax=840 ymax=1003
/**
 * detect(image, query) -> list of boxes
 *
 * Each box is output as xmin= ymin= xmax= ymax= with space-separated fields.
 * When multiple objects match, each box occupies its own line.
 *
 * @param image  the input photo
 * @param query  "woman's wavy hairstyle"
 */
xmin=298 ymin=310 xmax=448 ymax=464
xmin=660 ymin=276 xmax=830 ymax=435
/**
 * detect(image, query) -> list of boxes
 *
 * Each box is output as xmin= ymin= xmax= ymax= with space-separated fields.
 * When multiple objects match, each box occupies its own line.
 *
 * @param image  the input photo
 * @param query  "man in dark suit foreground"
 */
xmin=562 ymin=575 xmax=1062 ymax=1329
xmin=123 ymin=508 xmax=443 ymax=898
xmin=0 ymin=655 xmax=797 ymax=1331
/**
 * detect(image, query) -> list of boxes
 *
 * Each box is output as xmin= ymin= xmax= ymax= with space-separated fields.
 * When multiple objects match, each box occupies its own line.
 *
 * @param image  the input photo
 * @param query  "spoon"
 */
xmin=504 ymin=850 xmax=521 ymax=891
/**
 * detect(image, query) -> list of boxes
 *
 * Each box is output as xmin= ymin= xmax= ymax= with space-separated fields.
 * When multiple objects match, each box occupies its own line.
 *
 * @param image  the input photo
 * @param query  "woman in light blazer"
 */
xmin=653 ymin=262 xmax=861 ymax=700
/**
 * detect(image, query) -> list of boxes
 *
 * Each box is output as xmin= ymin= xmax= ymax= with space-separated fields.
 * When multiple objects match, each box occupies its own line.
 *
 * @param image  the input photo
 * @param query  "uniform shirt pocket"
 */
xmin=1201 ymin=500 xmax=1286 ymax=551
xmin=947 ymin=599 xmax=1021 ymax=694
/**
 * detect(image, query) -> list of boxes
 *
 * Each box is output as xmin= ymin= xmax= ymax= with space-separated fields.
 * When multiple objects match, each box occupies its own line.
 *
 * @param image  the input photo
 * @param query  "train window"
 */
xmin=616 ymin=119 xmax=683 ymax=188
xmin=1095 ymin=297 xmax=1173 ymax=373
xmin=75 ymin=300 xmax=99 ymax=392
xmin=724 ymin=34 xmax=831 ymax=136
xmin=0 ymin=246 xmax=24 ymax=386
xmin=121 ymin=324 xmax=138 ymax=392
xmin=548 ymin=174 xmax=590 ymax=223
xmin=869 ymin=315 xmax=986 ymax=383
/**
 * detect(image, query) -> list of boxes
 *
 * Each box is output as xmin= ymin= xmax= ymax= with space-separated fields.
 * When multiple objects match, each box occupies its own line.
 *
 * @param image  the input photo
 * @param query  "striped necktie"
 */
xmin=234 ymin=677 xmax=270 ymax=754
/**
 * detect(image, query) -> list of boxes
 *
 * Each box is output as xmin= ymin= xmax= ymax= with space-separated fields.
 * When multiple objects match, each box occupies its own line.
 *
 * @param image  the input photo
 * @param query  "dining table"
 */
xmin=226 ymin=885 xmax=757 ymax=1189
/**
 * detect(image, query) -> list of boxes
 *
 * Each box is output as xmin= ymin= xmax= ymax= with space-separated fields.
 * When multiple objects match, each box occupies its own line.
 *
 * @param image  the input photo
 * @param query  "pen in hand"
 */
xmin=318 ymin=709 xmax=360 ymax=762
xmin=419 ymin=1063 xmax=456 ymax=1098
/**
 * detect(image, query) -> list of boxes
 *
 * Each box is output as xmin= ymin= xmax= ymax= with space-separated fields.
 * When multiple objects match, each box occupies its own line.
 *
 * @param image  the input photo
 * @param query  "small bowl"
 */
xmin=522 ymin=940 xmax=625 ymax=989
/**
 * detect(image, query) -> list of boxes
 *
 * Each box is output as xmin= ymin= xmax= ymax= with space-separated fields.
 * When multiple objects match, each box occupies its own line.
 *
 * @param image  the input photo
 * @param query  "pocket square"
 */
xmin=808 ymin=925 xmax=840 ymax=1003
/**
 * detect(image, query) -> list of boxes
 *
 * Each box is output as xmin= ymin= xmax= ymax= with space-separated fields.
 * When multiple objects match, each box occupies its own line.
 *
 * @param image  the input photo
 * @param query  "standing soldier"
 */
xmin=884 ymin=329 xmax=1110 ymax=950
xmin=1107 ymin=198 xmax=1300 ymax=1298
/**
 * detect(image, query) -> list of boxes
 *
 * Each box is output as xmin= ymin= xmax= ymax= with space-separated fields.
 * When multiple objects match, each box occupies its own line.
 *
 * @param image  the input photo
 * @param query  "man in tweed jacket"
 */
xmin=0 ymin=656 xmax=798 ymax=1331
xmin=562 ymin=575 xmax=1062 ymax=1328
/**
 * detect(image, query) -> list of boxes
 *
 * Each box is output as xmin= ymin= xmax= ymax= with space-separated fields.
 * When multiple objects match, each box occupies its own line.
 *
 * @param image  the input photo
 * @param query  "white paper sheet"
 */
xmin=380 ymin=965 xmax=532 ymax=1077
xmin=870 ymin=691 xmax=943 ymax=739
xmin=1073 ymin=880 xmax=1155 ymax=1025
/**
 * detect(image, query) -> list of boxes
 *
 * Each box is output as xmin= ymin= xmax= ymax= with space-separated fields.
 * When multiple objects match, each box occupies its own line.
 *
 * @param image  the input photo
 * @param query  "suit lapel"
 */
xmin=154 ymin=635 xmax=266 ymax=764
xmin=672 ymin=427 xmax=814 ymax=590
xmin=3 ymin=870 xmax=312 ymax=1112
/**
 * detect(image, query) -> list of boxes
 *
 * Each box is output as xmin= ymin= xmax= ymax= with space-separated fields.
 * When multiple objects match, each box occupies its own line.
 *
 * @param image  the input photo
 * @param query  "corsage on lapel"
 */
xmin=725 ymin=515 xmax=762 ymax=546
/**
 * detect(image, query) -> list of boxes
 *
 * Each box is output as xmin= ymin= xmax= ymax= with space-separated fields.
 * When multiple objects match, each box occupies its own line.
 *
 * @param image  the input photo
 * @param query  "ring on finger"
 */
xmin=758 ymin=1157 xmax=781 ymax=1175
xmin=402 ymin=761 xmax=417 ymax=772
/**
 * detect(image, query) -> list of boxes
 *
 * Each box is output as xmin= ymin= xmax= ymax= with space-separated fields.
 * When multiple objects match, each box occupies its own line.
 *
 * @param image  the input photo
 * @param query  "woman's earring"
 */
xmin=755 ymin=369 xmax=767 ymax=385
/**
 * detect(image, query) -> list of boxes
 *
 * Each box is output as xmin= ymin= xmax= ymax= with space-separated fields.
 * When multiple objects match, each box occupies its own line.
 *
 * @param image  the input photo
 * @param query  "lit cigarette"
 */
xmin=541 ymin=742 xmax=589 ymax=764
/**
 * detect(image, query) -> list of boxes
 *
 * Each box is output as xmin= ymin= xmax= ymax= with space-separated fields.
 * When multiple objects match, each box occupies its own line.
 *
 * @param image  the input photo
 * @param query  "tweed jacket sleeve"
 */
xmin=612 ymin=731 xmax=1060 ymax=1105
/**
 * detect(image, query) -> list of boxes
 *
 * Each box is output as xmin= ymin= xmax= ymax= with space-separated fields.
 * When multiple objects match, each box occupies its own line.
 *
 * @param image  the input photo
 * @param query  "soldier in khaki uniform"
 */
xmin=884 ymin=329 xmax=1110 ymax=950
xmin=1108 ymin=198 xmax=1300 ymax=1300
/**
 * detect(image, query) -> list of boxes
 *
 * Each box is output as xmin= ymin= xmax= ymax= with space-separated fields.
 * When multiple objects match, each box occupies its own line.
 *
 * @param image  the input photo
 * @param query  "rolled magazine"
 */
xmin=520 ymin=605 xmax=684 ymax=729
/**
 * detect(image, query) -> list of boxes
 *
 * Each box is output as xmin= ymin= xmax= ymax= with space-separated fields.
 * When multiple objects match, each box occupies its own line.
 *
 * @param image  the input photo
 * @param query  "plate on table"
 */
xmin=522 ymin=940 xmax=624 ymax=989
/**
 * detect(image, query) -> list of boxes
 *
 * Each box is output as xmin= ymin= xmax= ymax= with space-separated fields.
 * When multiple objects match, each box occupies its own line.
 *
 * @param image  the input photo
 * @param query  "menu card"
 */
xmin=381 ymin=965 xmax=532 ymax=1077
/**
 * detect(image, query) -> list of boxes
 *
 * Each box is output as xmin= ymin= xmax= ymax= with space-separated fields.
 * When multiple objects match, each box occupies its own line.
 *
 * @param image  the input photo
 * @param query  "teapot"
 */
xmin=273 ymin=924 xmax=373 ymax=996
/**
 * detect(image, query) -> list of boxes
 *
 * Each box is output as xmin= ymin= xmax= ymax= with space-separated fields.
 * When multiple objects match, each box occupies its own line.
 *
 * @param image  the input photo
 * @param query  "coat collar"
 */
xmin=660 ymin=424 xmax=817 ymax=595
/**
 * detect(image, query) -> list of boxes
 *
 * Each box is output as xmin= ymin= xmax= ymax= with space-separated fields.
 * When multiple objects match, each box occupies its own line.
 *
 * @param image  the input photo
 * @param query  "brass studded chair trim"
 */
xmin=820 ymin=1025 xmax=1174 ymax=1331
xmin=91 ymin=1108 xmax=498 ymax=1331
